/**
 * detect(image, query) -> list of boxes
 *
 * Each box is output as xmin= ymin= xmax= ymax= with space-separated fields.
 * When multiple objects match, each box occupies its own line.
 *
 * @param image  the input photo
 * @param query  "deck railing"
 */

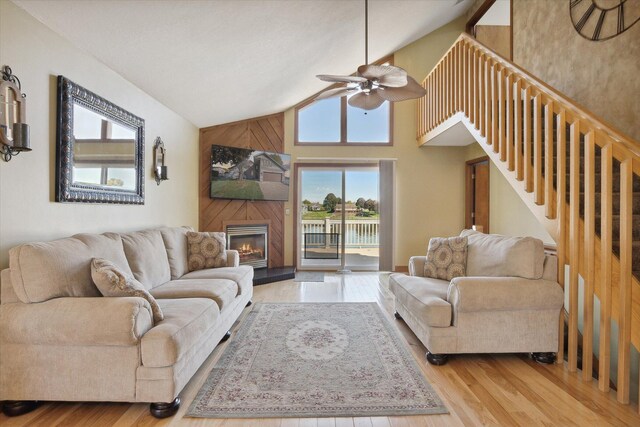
xmin=301 ymin=219 xmax=379 ymax=247
xmin=418 ymin=32 xmax=640 ymax=407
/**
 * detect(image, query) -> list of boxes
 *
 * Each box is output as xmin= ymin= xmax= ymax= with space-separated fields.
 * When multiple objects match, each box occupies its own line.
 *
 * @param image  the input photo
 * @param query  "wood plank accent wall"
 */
xmin=199 ymin=113 xmax=285 ymax=268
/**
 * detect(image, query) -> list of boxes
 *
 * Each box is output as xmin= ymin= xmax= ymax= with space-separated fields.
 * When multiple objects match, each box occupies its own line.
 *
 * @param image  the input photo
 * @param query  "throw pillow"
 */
xmin=186 ymin=231 xmax=227 ymax=271
xmin=424 ymin=236 xmax=468 ymax=281
xmin=90 ymin=258 xmax=164 ymax=324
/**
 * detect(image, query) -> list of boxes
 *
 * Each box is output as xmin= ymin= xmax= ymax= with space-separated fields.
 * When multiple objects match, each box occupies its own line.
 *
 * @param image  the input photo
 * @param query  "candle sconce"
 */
xmin=153 ymin=137 xmax=168 ymax=185
xmin=0 ymin=66 xmax=30 ymax=162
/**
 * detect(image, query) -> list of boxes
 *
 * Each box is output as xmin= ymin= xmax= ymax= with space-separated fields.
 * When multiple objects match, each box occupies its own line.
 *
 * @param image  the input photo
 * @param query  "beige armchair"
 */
xmin=389 ymin=231 xmax=564 ymax=365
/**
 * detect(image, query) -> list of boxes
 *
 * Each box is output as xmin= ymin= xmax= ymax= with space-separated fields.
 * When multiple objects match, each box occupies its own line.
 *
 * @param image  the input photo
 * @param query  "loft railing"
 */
xmin=418 ymin=32 xmax=640 ymax=407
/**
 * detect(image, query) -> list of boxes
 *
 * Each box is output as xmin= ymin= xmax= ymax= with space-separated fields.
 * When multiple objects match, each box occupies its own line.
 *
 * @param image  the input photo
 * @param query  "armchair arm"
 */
xmin=226 ymin=249 xmax=240 ymax=267
xmin=408 ymin=256 xmax=427 ymax=277
xmin=0 ymin=297 xmax=153 ymax=346
xmin=447 ymin=276 xmax=564 ymax=313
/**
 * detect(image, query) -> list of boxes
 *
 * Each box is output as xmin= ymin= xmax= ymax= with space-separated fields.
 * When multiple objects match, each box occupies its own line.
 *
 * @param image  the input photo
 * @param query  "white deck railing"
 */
xmin=301 ymin=219 xmax=379 ymax=247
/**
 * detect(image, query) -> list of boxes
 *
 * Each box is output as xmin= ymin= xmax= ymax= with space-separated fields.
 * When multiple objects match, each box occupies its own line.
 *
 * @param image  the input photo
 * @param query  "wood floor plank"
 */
xmin=280 ymin=418 xmax=301 ymax=427
xmin=369 ymin=417 xmax=391 ymax=427
xmin=352 ymin=417 xmax=373 ymax=427
xmin=334 ymin=417 xmax=354 ymax=427
xmin=317 ymin=418 xmax=336 ymax=427
xmin=2 ymin=273 xmax=639 ymax=427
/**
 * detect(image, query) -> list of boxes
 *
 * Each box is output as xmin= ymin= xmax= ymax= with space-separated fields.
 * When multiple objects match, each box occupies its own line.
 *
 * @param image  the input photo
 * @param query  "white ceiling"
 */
xmin=14 ymin=0 xmax=471 ymax=128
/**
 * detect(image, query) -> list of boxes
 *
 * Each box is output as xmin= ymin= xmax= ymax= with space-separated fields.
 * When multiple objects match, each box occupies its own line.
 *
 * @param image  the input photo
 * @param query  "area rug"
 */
xmin=187 ymin=302 xmax=447 ymax=418
xmin=293 ymin=271 xmax=325 ymax=282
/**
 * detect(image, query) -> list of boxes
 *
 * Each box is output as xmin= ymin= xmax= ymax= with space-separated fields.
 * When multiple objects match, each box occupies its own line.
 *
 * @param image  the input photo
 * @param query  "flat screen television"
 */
xmin=210 ymin=145 xmax=291 ymax=201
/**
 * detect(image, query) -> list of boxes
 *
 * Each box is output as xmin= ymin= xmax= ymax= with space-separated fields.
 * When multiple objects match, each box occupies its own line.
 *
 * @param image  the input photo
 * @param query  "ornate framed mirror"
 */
xmin=55 ymin=76 xmax=145 ymax=204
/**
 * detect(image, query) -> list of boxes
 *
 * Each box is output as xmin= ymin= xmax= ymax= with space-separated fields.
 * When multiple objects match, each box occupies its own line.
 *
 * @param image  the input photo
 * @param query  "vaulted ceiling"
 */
xmin=13 ymin=0 xmax=471 ymax=127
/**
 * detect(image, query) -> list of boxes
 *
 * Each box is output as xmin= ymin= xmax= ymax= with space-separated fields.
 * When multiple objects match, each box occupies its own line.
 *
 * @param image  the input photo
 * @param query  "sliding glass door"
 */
xmin=297 ymin=165 xmax=380 ymax=271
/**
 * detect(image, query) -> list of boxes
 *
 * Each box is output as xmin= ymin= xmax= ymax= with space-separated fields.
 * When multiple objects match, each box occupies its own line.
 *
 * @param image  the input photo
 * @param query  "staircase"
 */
xmin=418 ymin=33 xmax=640 ymax=408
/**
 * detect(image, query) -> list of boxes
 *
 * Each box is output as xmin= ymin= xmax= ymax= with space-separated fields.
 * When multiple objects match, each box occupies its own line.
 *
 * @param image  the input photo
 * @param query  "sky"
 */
xmin=301 ymin=169 xmax=379 ymax=203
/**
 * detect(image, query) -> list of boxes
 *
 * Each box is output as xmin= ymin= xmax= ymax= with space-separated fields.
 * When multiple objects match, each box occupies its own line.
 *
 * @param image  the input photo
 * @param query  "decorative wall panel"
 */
xmin=199 ymin=113 xmax=285 ymax=268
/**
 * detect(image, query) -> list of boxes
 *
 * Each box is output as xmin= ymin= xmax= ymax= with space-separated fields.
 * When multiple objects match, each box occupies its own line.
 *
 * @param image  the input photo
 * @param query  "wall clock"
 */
xmin=570 ymin=0 xmax=640 ymax=41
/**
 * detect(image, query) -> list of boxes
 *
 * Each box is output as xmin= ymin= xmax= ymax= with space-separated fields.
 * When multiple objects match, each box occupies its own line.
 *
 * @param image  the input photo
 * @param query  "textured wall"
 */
xmin=475 ymin=25 xmax=511 ymax=59
xmin=513 ymin=0 xmax=640 ymax=141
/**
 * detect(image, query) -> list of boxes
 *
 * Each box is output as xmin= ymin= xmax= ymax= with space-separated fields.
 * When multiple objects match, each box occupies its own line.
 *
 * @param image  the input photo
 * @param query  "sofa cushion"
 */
xmin=74 ymin=233 xmax=133 ymax=277
xmin=187 ymin=231 xmax=227 ymax=271
xmin=389 ymin=273 xmax=451 ymax=327
xmin=91 ymin=258 xmax=164 ymax=324
xmin=141 ymin=298 xmax=219 ymax=367
xmin=121 ymin=229 xmax=171 ymax=289
xmin=150 ymin=279 xmax=238 ymax=311
xmin=424 ymin=236 xmax=467 ymax=281
xmin=460 ymin=230 xmax=545 ymax=279
xmin=179 ymin=265 xmax=253 ymax=295
xmin=160 ymin=226 xmax=194 ymax=280
xmin=8 ymin=233 xmax=129 ymax=303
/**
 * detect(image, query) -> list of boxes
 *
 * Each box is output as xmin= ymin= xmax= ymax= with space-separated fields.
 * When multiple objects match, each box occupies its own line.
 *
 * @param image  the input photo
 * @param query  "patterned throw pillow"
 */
xmin=90 ymin=258 xmax=164 ymax=324
xmin=424 ymin=236 xmax=468 ymax=281
xmin=187 ymin=231 xmax=227 ymax=271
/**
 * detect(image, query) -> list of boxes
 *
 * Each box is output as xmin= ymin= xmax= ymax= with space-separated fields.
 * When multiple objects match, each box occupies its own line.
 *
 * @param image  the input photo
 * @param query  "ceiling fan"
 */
xmin=315 ymin=0 xmax=427 ymax=110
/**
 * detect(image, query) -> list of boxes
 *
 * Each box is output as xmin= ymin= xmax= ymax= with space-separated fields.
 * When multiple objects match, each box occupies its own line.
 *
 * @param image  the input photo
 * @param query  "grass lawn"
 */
xmin=211 ymin=180 xmax=264 ymax=200
xmin=302 ymin=210 xmax=332 ymax=220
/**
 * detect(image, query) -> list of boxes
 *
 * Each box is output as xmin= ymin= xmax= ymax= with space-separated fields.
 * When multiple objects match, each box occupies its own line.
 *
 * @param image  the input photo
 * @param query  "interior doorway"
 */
xmin=295 ymin=164 xmax=380 ymax=271
xmin=466 ymin=156 xmax=490 ymax=233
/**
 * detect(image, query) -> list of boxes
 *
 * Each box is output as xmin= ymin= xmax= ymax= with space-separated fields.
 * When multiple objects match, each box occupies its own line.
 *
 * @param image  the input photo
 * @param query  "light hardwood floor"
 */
xmin=2 ymin=273 xmax=639 ymax=426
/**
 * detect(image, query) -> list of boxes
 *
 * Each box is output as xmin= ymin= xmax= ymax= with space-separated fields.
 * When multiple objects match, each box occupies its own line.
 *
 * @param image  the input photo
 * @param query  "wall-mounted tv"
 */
xmin=210 ymin=145 xmax=291 ymax=201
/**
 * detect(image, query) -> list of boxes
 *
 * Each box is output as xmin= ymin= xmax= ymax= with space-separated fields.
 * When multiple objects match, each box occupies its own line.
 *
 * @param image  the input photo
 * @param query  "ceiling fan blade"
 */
xmin=378 ymin=76 xmax=426 ymax=102
xmin=316 ymin=74 xmax=367 ymax=84
xmin=357 ymin=64 xmax=408 ymax=87
xmin=315 ymin=86 xmax=360 ymax=101
xmin=348 ymin=90 xmax=385 ymax=110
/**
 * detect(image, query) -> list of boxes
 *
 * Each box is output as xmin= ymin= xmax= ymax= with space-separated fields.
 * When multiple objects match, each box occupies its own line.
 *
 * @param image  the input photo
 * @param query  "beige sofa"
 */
xmin=390 ymin=230 xmax=563 ymax=365
xmin=0 ymin=226 xmax=253 ymax=418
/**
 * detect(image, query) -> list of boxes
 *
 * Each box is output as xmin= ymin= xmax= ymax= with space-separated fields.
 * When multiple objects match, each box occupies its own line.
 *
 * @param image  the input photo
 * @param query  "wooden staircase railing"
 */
xmin=418 ymin=32 xmax=640 ymax=408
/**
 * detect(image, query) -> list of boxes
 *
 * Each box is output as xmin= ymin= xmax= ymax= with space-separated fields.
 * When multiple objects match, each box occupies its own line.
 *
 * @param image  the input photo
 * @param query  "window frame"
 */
xmin=294 ymin=55 xmax=394 ymax=146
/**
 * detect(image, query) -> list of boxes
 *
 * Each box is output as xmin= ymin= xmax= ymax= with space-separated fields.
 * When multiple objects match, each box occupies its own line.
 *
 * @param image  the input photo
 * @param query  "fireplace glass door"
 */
xmin=227 ymin=225 xmax=268 ymax=268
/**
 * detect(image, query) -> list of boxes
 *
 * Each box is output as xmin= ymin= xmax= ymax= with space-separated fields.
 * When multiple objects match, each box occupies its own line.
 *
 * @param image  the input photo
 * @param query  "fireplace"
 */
xmin=226 ymin=225 xmax=268 ymax=269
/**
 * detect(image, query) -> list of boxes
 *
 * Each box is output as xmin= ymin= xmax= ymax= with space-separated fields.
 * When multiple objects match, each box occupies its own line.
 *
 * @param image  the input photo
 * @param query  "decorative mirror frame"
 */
xmin=55 ymin=76 xmax=145 ymax=204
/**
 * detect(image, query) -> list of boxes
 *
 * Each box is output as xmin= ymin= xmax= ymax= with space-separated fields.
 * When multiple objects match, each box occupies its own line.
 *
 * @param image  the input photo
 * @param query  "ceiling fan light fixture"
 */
xmin=348 ymin=90 xmax=385 ymax=110
xmin=314 ymin=0 xmax=426 ymax=109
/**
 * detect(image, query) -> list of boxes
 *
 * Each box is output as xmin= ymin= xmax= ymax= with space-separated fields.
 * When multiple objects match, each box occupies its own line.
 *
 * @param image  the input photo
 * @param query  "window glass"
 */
xmin=107 ymin=168 xmax=136 ymax=190
xmin=73 ymin=167 xmax=101 ymax=185
xmin=346 ymin=97 xmax=390 ymax=143
xmin=297 ymin=97 xmax=341 ymax=142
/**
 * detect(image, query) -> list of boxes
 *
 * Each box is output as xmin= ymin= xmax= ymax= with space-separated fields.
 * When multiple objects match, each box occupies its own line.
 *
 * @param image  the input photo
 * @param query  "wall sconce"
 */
xmin=0 ymin=66 xmax=30 ymax=162
xmin=153 ymin=136 xmax=168 ymax=185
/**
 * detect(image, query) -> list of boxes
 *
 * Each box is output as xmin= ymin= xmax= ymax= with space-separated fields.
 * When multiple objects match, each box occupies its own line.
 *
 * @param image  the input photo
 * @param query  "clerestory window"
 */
xmin=295 ymin=56 xmax=394 ymax=146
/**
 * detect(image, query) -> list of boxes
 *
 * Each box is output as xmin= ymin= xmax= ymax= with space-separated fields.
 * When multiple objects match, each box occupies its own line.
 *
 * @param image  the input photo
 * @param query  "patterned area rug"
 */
xmin=187 ymin=302 xmax=447 ymax=418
